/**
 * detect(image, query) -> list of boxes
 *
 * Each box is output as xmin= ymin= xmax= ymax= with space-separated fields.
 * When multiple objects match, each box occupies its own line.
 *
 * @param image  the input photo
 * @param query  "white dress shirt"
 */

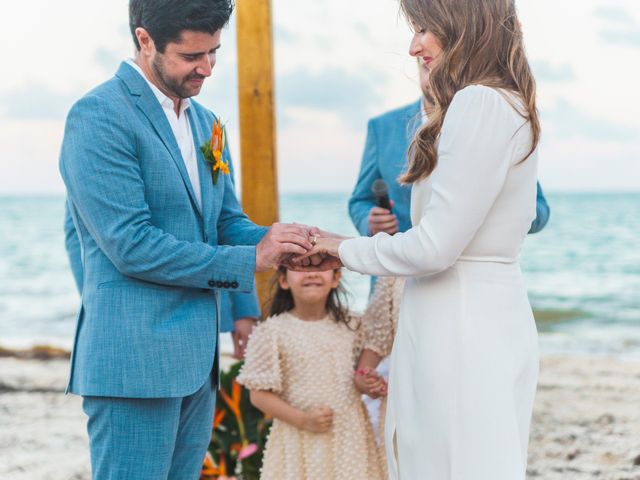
xmin=127 ymin=59 xmax=202 ymax=210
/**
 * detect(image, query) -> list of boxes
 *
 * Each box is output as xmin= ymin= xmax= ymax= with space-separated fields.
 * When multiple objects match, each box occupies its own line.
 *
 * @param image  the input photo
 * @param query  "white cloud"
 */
xmin=594 ymin=5 xmax=640 ymax=46
xmin=531 ymin=61 xmax=576 ymax=83
xmin=0 ymin=120 xmax=66 ymax=194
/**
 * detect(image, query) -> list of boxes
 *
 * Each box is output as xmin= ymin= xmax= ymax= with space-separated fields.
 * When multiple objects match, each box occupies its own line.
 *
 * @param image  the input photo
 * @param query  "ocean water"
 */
xmin=1 ymin=193 xmax=639 ymax=358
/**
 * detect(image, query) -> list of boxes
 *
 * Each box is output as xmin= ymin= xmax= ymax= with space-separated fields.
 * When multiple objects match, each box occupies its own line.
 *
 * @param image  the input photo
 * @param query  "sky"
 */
xmin=0 ymin=0 xmax=638 ymax=194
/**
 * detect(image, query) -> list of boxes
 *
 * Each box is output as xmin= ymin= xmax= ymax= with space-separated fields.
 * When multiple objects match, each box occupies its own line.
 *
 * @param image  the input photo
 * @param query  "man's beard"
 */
xmin=152 ymin=56 xmax=205 ymax=99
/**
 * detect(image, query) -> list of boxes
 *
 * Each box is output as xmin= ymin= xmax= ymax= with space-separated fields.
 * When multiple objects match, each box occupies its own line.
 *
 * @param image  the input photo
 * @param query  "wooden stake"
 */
xmin=236 ymin=0 xmax=278 ymax=310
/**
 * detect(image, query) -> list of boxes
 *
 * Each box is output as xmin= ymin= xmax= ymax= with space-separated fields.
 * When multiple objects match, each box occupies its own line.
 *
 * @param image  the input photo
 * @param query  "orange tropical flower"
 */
xmin=201 ymin=451 xmax=218 ymax=477
xmin=219 ymin=159 xmax=230 ymax=175
xmin=201 ymin=117 xmax=230 ymax=185
xmin=213 ymin=409 xmax=226 ymax=429
xmin=218 ymin=454 xmax=227 ymax=476
xmin=219 ymin=379 xmax=248 ymax=442
xmin=211 ymin=119 xmax=222 ymax=151
xmin=219 ymin=386 xmax=238 ymax=419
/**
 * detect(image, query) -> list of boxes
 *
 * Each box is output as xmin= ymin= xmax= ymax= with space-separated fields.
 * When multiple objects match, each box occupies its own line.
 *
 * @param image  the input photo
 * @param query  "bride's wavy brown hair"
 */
xmin=399 ymin=0 xmax=540 ymax=184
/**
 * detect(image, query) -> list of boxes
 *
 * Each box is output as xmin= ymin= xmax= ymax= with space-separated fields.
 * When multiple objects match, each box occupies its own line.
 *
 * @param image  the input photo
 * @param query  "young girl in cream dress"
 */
xmin=237 ymin=267 xmax=385 ymax=480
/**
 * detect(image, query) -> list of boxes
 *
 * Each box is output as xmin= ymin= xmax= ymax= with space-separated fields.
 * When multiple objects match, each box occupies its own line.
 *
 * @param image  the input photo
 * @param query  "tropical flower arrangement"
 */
xmin=201 ymin=361 xmax=272 ymax=480
xmin=201 ymin=118 xmax=230 ymax=185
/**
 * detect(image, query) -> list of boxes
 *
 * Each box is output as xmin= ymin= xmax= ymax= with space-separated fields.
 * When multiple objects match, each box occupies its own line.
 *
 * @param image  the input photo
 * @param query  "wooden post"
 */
xmin=236 ymin=0 xmax=278 ymax=309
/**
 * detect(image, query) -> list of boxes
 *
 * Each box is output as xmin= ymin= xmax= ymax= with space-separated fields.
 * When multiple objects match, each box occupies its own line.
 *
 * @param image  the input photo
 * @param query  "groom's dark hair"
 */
xmin=129 ymin=0 xmax=234 ymax=53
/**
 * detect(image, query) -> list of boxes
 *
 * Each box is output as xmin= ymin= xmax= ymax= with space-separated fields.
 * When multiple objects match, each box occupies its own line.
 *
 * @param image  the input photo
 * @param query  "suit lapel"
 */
xmin=136 ymin=93 xmax=204 ymax=218
xmin=188 ymin=108 xmax=217 ymax=232
xmin=116 ymin=62 xmax=203 ymax=219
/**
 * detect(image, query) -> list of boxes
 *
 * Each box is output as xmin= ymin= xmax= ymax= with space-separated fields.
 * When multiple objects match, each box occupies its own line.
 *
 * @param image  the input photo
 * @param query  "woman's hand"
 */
xmin=310 ymin=236 xmax=342 ymax=258
xmin=284 ymin=235 xmax=350 ymax=271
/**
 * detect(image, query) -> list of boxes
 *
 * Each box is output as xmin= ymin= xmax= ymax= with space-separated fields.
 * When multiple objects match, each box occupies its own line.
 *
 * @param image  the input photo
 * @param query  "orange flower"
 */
xmin=219 ymin=379 xmax=248 ymax=442
xmin=201 ymin=451 xmax=218 ymax=477
xmin=218 ymin=454 xmax=227 ymax=476
xmin=219 ymin=380 xmax=242 ymax=419
xmin=213 ymin=409 xmax=226 ymax=429
xmin=203 ymin=117 xmax=230 ymax=185
xmin=201 ymin=452 xmax=228 ymax=477
xmin=211 ymin=119 xmax=222 ymax=152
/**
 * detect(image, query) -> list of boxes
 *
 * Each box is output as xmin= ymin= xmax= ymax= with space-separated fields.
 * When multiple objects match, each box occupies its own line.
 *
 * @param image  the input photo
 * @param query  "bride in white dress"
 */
xmin=292 ymin=0 xmax=541 ymax=478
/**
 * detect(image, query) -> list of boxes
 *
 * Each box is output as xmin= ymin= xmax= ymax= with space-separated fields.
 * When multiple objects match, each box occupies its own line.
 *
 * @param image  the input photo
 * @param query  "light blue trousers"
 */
xmin=82 ymin=374 xmax=215 ymax=480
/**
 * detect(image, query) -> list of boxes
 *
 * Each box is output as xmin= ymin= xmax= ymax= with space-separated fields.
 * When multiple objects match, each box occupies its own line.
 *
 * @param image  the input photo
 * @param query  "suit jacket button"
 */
xmin=231 ymin=281 xmax=239 ymax=289
xmin=216 ymin=281 xmax=224 ymax=288
xmin=223 ymin=281 xmax=231 ymax=289
xmin=208 ymin=280 xmax=215 ymax=288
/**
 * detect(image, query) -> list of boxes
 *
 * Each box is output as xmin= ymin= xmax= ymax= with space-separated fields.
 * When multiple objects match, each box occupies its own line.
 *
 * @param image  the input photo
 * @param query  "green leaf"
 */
xmin=200 ymin=142 xmax=214 ymax=163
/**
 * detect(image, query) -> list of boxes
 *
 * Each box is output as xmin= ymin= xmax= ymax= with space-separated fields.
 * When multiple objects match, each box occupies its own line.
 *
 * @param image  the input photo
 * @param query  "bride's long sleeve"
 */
xmin=339 ymin=85 xmax=530 ymax=277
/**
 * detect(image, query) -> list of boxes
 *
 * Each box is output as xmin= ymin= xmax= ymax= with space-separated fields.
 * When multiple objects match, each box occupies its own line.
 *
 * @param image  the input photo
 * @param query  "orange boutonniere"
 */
xmin=201 ymin=118 xmax=230 ymax=185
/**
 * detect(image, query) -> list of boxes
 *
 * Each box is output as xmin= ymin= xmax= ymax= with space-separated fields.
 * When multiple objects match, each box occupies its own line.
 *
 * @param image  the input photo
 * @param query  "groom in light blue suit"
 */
xmin=59 ymin=1 xmax=314 ymax=478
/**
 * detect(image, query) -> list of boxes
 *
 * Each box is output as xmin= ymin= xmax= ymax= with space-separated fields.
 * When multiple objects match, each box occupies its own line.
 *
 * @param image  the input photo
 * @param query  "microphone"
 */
xmin=372 ymin=179 xmax=392 ymax=211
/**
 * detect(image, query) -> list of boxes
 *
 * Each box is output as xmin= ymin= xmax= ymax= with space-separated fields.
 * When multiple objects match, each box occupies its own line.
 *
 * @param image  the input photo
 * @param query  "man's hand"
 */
xmin=300 ymin=406 xmax=334 ymax=433
xmin=231 ymin=318 xmax=256 ymax=359
xmin=368 ymin=200 xmax=398 ymax=235
xmin=256 ymin=223 xmax=315 ymax=272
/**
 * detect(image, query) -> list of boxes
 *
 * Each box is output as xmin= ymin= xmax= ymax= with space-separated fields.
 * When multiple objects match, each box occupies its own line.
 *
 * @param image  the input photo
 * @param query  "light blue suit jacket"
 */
xmin=349 ymin=99 xmax=550 ymax=236
xmin=59 ymin=62 xmax=268 ymax=398
xmin=64 ymin=162 xmax=261 ymax=334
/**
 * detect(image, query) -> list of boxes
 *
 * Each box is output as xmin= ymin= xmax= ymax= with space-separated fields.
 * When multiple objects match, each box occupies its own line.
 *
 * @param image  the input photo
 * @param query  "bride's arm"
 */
xmin=338 ymin=86 xmax=526 ymax=277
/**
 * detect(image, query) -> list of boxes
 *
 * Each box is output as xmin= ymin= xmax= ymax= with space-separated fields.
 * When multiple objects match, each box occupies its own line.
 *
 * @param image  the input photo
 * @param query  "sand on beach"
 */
xmin=528 ymin=356 xmax=640 ymax=480
xmin=1 ymin=355 xmax=639 ymax=480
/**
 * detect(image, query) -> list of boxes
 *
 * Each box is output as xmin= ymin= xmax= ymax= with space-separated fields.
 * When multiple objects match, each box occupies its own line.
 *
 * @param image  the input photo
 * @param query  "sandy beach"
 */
xmin=1 ymin=354 xmax=639 ymax=480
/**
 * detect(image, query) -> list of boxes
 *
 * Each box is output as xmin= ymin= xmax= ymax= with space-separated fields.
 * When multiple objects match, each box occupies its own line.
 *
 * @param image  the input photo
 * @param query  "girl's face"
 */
xmin=279 ymin=270 xmax=341 ymax=306
xmin=409 ymin=26 xmax=443 ymax=72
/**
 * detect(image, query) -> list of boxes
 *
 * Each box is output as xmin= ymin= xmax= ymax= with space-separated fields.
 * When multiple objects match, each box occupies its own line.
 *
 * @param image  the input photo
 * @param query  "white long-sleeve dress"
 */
xmin=339 ymin=85 xmax=540 ymax=480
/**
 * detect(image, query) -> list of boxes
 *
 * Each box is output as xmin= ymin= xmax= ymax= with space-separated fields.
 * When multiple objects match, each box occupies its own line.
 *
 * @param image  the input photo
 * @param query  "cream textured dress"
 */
xmin=361 ymin=276 xmax=405 ymax=479
xmin=339 ymin=85 xmax=540 ymax=480
xmin=237 ymin=312 xmax=385 ymax=480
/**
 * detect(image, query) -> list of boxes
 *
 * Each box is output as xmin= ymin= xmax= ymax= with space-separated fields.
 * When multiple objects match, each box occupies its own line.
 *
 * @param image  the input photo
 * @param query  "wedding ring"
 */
xmin=311 ymin=234 xmax=318 ymax=246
